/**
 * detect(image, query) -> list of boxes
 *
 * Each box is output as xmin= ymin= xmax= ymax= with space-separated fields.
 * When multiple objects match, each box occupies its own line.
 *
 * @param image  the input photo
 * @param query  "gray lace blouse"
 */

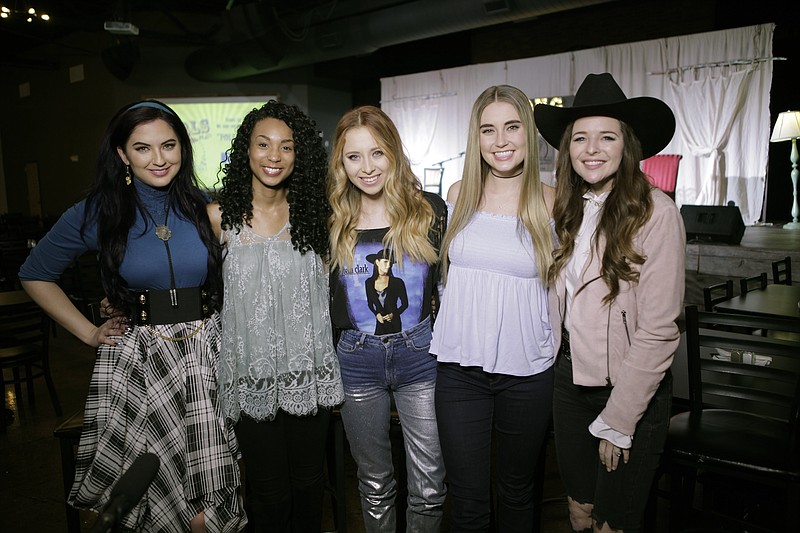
xmin=218 ymin=224 xmax=344 ymax=422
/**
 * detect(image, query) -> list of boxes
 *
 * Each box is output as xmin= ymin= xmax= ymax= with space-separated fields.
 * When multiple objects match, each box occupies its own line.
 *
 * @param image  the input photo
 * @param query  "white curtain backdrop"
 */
xmin=380 ymin=24 xmax=774 ymax=224
xmin=668 ymin=68 xmax=754 ymax=209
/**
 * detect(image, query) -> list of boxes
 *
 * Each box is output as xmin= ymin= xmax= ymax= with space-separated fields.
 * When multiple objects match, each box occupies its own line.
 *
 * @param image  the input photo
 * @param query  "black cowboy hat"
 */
xmin=534 ymin=73 xmax=676 ymax=159
xmin=366 ymin=248 xmax=395 ymax=264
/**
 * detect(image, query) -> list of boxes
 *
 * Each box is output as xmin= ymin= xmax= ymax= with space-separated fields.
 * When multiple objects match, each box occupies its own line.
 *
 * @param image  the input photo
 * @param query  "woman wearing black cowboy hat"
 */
xmin=535 ymin=73 xmax=685 ymax=532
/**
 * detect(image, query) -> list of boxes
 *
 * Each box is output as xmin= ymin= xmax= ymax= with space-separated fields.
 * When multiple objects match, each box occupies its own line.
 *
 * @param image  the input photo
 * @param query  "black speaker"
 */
xmin=680 ymin=204 xmax=745 ymax=245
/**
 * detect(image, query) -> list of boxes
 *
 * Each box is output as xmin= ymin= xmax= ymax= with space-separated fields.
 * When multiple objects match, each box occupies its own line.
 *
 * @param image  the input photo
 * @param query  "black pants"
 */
xmin=435 ymin=363 xmax=554 ymax=532
xmin=236 ymin=409 xmax=331 ymax=533
xmin=553 ymin=354 xmax=671 ymax=532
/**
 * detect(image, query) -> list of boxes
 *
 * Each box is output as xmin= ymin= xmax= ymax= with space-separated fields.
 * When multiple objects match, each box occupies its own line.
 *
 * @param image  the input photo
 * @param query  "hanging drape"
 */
xmin=381 ymin=98 xmax=441 ymax=166
xmin=380 ymin=24 xmax=774 ymax=224
xmin=668 ymin=68 xmax=754 ymax=208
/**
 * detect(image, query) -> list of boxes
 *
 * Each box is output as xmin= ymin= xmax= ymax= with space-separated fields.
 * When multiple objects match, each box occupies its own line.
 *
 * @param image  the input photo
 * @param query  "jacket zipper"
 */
xmin=606 ymin=309 xmax=632 ymax=388
xmin=621 ymin=310 xmax=631 ymax=345
xmin=605 ymin=307 xmax=612 ymax=387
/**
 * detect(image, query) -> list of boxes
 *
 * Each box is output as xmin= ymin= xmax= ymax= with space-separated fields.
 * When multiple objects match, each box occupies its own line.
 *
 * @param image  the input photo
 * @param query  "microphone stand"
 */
xmin=432 ymin=151 xmax=466 ymax=169
xmin=427 ymin=152 xmax=465 ymax=196
xmin=90 ymin=497 xmax=126 ymax=533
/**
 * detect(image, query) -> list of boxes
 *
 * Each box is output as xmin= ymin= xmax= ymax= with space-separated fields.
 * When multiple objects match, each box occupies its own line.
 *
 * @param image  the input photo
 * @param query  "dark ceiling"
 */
xmin=0 ymin=0 xmax=617 ymax=77
xmin=0 ymin=0 xmax=237 ymax=68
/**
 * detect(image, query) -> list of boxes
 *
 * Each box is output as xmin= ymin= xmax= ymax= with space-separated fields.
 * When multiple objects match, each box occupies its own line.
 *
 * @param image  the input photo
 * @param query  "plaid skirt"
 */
xmin=69 ymin=313 xmax=246 ymax=532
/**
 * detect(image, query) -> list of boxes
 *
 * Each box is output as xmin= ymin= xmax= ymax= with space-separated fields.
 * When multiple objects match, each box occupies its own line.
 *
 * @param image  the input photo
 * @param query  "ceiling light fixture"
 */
xmin=0 ymin=3 xmax=50 ymax=22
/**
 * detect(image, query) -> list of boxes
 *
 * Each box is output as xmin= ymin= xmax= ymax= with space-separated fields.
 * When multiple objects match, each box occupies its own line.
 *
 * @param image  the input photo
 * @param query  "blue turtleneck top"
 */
xmin=19 ymin=179 xmax=209 ymax=290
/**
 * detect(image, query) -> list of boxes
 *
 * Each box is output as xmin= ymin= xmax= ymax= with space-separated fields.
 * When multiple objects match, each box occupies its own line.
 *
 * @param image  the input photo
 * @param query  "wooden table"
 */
xmin=715 ymin=284 xmax=800 ymax=319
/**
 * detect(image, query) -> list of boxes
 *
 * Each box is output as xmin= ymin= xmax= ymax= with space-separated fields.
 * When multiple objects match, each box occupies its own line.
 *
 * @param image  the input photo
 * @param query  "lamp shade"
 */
xmin=770 ymin=110 xmax=800 ymax=142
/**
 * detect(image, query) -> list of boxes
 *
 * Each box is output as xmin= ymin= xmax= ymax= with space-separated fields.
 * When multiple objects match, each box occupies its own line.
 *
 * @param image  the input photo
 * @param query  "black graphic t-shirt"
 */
xmin=329 ymin=192 xmax=446 ymax=335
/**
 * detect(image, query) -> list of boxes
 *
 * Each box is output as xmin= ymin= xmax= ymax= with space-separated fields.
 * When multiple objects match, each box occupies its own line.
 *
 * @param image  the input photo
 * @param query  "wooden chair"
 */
xmin=662 ymin=306 xmax=800 ymax=531
xmin=53 ymin=411 xmax=85 ymax=533
xmin=642 ymin=154 xmax=682 ymax=200
xmin=423 ymin=167 xmax=444 ymax=196
xmin=0 ymin=240 xmax=31 ymax=291
xmin=772 ymin=256 xmax=792 ymax=285
xmin=739 ymin=271 xmax=768 ymax=295
xmin=0 ymin=290 xmax=61 ymax=432
xmin=737 ymin=272 xmax=769 ymax=336
xmin=702 ymin=279 xmax=733 ymax=312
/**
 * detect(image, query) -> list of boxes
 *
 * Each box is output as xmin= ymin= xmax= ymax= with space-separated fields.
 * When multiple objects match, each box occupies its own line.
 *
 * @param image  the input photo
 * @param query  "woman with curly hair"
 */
xmin=327 ymin=106 xmax=448 ymax=532
xmin=20 ymin=100 xmax=244 ymax=531
xmin=429 ymin=85 xmax=556 ymax=531
xmin=535 ymin=73 xmax=683 ymax=532
xmin=207 ymin=100 xmax=344 ymax=532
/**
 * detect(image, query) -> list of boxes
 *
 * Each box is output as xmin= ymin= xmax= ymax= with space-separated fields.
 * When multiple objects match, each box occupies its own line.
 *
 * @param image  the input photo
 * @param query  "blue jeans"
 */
xmin=337 ymin=317 xmax=446 ymax=533
xmin=435 ymin=362 xmax=554 ymax=533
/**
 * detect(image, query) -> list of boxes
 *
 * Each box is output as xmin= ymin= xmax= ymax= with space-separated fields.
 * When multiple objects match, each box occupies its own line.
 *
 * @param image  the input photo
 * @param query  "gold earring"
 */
xmin=125 ymin=166 xmax=132 ymax=186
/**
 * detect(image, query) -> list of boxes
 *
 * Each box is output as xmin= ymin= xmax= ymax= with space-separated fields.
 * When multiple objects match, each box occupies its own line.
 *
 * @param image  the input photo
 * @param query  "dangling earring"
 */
xmin=125 ymin=166 xmax=132 ymax=186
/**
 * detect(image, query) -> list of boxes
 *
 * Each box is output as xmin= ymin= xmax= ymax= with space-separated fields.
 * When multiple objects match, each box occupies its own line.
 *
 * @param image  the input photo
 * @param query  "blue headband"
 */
xmin=127 ymin=101 xmax=176 ymax=115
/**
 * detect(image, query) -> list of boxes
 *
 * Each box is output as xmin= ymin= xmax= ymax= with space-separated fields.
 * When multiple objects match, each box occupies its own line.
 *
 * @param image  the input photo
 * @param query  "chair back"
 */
xmin=772 ymin=256 xmax=792 ymax=285
xmin=684 ymin=305 xmax=800 ymax=426
xmin=739 ymin=272 xmax=768 ymax=295
xmin=423 ymin=168 xmax=444 ymax=196
xmin=0 ymin=241 xmax=32 ymax=291
xmin=642 ymin=154 xmax=682 ymax=199
xmin=0 ymin=290 xmax=50 ymax=358
xmin=702 ymin=279 xmax=733 ymax=312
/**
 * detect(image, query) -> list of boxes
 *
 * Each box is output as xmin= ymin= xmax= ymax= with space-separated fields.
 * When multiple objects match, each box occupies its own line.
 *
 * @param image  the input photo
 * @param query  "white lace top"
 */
xmin=218 ymin=224 xmax=344 ymax=422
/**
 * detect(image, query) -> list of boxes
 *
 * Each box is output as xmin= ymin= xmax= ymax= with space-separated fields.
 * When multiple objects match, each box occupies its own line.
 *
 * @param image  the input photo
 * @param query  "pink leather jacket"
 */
xmin=548 ymin=189 xmax=685 ymax=436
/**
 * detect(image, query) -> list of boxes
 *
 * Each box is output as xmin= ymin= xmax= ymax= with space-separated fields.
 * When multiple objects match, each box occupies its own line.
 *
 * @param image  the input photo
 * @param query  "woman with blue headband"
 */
xmin=19 ymin=100 xmax=245 ymax=532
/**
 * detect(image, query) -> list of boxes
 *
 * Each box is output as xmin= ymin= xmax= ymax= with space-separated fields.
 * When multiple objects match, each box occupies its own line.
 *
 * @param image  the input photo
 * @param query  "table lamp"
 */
xmin=770 ymin=110 xmax=800 ymax=229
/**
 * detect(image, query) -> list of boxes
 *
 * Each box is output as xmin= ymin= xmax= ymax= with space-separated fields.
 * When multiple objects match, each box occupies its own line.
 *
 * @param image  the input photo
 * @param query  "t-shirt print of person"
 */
xmin=365 ymin=248 xmax=408 ymax=335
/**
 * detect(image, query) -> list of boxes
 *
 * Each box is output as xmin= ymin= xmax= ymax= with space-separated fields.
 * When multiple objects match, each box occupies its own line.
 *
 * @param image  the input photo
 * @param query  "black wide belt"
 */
xmin=132 ymin=287 xmax=214 ymax=326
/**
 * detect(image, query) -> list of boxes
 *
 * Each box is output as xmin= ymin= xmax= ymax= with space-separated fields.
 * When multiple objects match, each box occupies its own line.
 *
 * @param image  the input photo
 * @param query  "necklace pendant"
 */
xmin=155 ymin=225 xmax=172 ymax=241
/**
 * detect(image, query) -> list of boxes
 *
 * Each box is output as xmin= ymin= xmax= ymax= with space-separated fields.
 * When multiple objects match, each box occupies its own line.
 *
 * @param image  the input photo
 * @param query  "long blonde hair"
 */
xmin=327 ymin=106 xmax=437 ymax=270
xmin=440 ymin=85 xmax=553 ymax=282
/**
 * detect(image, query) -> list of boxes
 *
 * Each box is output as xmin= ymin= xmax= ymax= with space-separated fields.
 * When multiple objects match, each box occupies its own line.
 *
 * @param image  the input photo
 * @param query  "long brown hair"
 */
xmin=440 ymin=85 xmax=553 ymax=282
xmin=548 ymin=120 xmax=653 ymax=303
xmin=327 ymin=106 xmax=436 ymax=270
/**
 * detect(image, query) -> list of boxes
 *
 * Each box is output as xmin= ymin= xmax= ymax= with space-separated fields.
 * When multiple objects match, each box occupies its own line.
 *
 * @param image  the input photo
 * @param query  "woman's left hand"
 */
xmin=598 ymin=438 xmax=629 ymax=472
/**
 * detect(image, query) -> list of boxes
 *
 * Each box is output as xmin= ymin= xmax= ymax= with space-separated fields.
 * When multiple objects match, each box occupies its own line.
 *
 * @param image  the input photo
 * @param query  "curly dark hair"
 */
xmin=82 ymin=100 xmax=222 ymax=310
xmin=215 ymin=100 xmax=330 ymax=257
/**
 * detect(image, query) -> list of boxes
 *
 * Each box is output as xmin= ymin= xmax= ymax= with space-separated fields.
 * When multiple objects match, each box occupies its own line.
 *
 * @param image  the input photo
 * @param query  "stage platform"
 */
xmin=685 ymin=224 xmax=800 ymax=279
xmin=683 ymin=223 xmax=799 ymax=311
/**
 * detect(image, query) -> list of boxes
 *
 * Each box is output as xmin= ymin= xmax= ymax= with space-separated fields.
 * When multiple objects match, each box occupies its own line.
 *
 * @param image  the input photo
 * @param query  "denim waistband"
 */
xmin=346 ymin=316 xmax=432 ymax=347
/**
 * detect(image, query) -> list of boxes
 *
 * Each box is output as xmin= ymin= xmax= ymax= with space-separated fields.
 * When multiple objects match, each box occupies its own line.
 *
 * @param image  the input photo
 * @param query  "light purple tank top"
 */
xmin=430 ymin=206 xmax=554 ymax=376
